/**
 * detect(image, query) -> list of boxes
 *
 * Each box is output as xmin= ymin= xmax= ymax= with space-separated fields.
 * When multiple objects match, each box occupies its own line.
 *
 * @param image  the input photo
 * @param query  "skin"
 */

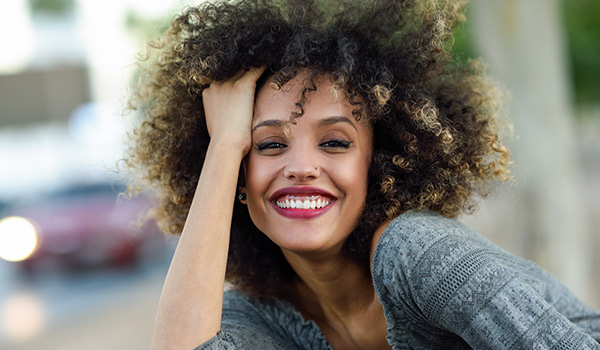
xmin=150 ymin=68 xmax=392 ymax=349
xmin=246 ymin=74 xmax=373 ymax=255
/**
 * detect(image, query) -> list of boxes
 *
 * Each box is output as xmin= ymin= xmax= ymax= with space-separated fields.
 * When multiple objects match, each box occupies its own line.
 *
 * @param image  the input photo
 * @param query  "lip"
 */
xmin=269 ymin=187 xmax=337 ymax=220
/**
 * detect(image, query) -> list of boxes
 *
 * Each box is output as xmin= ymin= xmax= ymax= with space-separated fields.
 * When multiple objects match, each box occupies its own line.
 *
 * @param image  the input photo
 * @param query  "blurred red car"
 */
xmin=0 ymin=182 xmax=166 ymax=274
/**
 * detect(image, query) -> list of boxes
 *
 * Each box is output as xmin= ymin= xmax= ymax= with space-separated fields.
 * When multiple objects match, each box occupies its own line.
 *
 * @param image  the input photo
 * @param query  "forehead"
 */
xmin=253 ymin=73 xmax=359 ymax=125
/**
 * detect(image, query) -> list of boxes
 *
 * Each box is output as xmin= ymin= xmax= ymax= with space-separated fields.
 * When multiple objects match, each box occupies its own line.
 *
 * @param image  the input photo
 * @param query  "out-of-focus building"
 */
xmin=0 ymin=0 xmax=90 ymax=127
xmin=0 ymin=66 xmax=91 ymax=126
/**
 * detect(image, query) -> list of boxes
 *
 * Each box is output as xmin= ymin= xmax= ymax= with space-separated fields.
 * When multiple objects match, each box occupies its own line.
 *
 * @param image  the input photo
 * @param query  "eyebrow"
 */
xmin=252 ymin=119 xmax=285 ymax=132
xmin=252 ymin=116 xmax=357 ymax=132
xmin=317 ymin=116 xmax=357 ymax=131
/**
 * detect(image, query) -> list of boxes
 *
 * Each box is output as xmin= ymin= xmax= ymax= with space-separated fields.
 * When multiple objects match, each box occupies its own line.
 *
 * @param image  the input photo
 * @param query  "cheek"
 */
xmin=354 ymin=163 xmax=370 ymax=198
xmin=328 ymin=156 xmax=370 ymax=197
xmin=245 ymin=154 xmax=268 ymax=195
xmin=244 ymin=154 xmax=276 ymax=224
xmin=350 ymin=153 xmax=372 ymax=203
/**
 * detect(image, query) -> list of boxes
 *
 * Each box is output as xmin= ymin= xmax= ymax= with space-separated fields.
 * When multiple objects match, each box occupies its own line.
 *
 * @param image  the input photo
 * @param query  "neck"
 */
xmin=281 ymin=248 xmax=375 ymax=319
xmin=278 ymin=225 xmax=393 ymax=350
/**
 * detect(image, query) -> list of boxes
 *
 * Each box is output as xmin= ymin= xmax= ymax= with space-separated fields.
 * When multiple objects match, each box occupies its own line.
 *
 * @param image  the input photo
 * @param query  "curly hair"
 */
xmin=125 ymin=0 xmax=511 ymax=299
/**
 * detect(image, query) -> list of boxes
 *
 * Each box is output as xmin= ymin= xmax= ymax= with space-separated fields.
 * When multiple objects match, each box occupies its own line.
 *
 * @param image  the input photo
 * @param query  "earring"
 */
xmin=238 ymin=192 xmax=246 ymax=202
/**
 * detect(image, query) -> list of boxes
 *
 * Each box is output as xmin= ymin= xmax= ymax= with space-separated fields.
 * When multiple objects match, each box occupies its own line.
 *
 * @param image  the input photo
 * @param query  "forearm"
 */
xmin=151 ymin=141 xmax=245 ymax=350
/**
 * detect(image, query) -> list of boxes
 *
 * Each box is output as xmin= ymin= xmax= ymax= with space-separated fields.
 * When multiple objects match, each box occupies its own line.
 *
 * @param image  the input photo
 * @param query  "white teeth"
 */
xmin=275 ymin=196 xmax=332 ymax=209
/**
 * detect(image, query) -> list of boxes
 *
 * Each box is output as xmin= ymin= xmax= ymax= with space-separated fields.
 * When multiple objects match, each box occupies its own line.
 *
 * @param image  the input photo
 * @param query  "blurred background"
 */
xmin=0 ymin=0 xmax=598 ymax=349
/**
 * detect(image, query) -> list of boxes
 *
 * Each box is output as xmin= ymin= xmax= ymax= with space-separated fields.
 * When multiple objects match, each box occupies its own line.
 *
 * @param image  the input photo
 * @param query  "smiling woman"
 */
xmin=125 ymin=0 xmax=600 ymax=349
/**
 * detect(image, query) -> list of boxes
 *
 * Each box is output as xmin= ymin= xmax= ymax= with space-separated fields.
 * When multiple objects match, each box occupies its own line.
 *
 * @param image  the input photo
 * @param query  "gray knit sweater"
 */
xmin=196 ymin=211 xmax=600 ymax=349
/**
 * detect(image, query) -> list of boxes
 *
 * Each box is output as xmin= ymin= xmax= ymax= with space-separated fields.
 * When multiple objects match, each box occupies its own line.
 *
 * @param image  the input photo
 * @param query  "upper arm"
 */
xmin=372 ymin=211 xmax=600 ymax=349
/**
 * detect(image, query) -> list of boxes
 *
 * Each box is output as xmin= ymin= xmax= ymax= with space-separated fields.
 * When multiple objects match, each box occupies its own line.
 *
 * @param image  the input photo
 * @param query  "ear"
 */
xmin=238 ymin=186 xmax=247 ymax=204
xmin=237 ymin=157 xmax=248 ymax=205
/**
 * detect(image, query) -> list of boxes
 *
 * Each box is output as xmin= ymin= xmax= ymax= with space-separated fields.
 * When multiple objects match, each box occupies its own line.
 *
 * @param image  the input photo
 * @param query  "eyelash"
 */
xmin=320 ymin=139 xmax=352 ymax=148
xmin=256 ymin=142 xmax=286 ymax=151
xmin=256 ymin=139 xmax=352 ymax=151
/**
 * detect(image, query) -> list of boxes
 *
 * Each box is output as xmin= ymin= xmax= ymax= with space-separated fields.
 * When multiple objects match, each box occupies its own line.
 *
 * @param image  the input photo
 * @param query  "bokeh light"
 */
xmin=0 ymin=217 xmax=40 ymax=262
xmin=0 ymin=291 xmax=46 ymax=342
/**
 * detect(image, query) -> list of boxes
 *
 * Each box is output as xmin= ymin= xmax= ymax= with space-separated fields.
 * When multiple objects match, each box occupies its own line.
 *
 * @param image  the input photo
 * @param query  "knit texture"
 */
xmin=196 ymin=211 xmax=600 ymax=349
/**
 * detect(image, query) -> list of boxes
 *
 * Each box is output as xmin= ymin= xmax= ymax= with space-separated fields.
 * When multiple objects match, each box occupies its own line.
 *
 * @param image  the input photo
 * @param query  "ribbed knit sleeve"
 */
xmin=372 ymin=210 xmax=600 ymax=350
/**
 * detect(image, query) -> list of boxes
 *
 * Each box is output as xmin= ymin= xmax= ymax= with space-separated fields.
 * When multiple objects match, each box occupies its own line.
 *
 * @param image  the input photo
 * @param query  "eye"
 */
xmin=320 ymin=139 xmax=352 ymax=149
xmin=256 ymin=141 xmax=287 ymax=151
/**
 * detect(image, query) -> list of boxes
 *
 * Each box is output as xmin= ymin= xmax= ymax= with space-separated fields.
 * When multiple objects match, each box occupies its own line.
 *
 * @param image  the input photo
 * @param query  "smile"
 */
xmin=275 ymin=195 xmax=332 ymax=209
xmin=269 ymin=187 xmax=336 ymax=219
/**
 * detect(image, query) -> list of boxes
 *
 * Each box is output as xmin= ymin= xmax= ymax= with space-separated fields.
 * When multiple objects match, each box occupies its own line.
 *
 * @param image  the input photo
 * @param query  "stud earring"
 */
xmin=238 ymin=192 xmax=246 ymax=202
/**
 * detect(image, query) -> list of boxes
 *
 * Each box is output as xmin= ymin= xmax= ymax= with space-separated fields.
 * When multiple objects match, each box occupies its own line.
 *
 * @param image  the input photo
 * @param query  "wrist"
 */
xmin=207 ymin=136 xmax=249 ymax=162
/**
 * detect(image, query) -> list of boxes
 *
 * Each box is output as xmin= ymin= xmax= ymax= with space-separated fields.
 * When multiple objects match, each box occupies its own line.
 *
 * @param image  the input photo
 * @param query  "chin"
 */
xmin=264 ymin=227 xmax=347 ymax=256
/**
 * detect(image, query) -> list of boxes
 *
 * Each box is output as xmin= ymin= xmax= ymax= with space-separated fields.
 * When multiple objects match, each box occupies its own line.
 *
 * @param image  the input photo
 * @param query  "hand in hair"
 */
xmin=202 ymin=66 xmax=267 ymax=155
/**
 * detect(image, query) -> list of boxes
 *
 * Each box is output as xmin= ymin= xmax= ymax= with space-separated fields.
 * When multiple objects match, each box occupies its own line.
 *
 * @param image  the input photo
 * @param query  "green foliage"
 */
xmin=28 ymin=0 xmax=74 ymax=16
xmin=451 ymin=0 xmax=600 ymax=107
xmin=560 ymin=0 xmax=600 ymax=105
xmin=451 ymin=19 xmax=477 ymax=64
xmin=125 ymin=11 xmax=171 ymax=43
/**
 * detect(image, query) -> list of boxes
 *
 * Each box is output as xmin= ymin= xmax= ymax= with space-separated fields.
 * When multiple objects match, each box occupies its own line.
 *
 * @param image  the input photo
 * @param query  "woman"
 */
xmin=126 ymin=0 xmax=600 ymax=348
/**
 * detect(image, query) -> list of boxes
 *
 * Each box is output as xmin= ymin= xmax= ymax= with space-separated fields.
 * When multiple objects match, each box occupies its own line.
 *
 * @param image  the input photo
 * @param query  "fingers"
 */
xmin=229 ymin=69 xmax=247 ymax=81
xmin=221 ymin=66 xmax=268 ymax=85
xmin=241 ymin=65 xmax=268 ymax=82
xmin=201 ymin=65 xmax=268 ymax=151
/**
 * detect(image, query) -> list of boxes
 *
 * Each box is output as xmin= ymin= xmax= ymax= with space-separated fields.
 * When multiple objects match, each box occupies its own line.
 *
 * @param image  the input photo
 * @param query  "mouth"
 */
xmin=274 ymin=195 xmax=333 ymax=210
xmin=269 ymin=187 xmax=336 ymax=218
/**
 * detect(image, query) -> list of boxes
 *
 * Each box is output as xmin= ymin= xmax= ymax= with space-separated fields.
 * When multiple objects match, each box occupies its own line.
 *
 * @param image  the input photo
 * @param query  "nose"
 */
xmin=282 ymin=147 xmax=320 ymax=182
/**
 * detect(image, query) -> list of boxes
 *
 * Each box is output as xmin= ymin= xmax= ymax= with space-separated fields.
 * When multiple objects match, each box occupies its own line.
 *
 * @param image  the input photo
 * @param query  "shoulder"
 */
xmin=379 ymin=210 xmax=487 ymax=244
xmin=370 ymin=210 xmax=531 ymax=317
xmin=372 ymin=210 xmax=499 ymax=271
xmin=220 ymin=289 xmax=295 ymax=331
xmin=213 ymin=289 xmax=331 ymax=350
